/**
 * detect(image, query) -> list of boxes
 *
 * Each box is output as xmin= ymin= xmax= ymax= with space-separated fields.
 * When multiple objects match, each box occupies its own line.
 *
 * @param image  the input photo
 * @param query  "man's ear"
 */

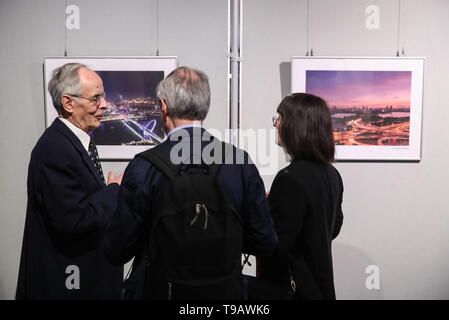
xmin=160 ymin=98 xmax=168 ymax=117
xmin=61 ymin=95 xmax=74 ymax=114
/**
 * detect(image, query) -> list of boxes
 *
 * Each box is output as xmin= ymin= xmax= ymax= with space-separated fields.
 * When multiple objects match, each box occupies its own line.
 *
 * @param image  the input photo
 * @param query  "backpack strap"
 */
xmin=137 ymin=148 xmax=178 ymax=180
xmin=137 ymin=148 xmax=185 ymax=268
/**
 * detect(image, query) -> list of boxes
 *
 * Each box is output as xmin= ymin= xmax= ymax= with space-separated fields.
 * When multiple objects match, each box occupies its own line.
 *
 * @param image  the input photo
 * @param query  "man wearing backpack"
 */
xmin=104 ymin=66 xmax=278 ymax=300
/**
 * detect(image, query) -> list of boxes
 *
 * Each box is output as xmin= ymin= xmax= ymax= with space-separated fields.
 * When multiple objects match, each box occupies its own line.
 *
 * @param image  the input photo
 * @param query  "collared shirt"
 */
xmin=166 ymin=123 xmax=203 ymax=139
xmin=58 ymin=117 xmax=91 ymax=152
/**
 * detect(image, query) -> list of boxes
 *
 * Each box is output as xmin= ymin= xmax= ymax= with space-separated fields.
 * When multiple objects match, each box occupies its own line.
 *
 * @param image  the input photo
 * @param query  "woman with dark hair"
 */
xmin=254 ymin=93 xmax=344 ymax=300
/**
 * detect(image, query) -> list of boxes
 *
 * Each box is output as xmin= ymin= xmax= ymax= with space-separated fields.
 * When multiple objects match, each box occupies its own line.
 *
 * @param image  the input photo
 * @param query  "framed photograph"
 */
xmin=291 ymin=57 xmax=425 ymax=161
xmin=44 ymin=57 xmax=177 ymax=159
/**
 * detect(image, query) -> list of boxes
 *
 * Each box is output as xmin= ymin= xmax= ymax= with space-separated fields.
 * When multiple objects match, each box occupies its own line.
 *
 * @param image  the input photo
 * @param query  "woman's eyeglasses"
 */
xmin=272 ymin=113 xmax=280 ymax=126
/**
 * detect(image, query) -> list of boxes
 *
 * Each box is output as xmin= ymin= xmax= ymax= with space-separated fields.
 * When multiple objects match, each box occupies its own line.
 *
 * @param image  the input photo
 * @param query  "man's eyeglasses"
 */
xmin=70 ymin=92 xmax=105 ymax=105
xmin=272 ymin=112 xmax=280 ymax=126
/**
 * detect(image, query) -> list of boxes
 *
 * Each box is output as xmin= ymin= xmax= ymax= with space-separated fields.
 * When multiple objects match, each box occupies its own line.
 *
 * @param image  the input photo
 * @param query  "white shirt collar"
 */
xmin=58 ymin=117 xmax=91 ymax=152
xmin=166 ymin=123 xmax=203 ymax=139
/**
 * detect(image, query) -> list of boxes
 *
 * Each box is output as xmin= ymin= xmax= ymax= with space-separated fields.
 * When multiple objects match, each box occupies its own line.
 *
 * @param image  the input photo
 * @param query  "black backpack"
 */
xmin=136 ymin=147 xmax=244 ymax=300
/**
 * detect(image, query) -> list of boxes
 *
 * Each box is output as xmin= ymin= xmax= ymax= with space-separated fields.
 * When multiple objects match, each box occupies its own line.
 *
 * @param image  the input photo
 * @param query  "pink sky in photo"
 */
xmin=306 ymin=70 xmax=412 ymax=109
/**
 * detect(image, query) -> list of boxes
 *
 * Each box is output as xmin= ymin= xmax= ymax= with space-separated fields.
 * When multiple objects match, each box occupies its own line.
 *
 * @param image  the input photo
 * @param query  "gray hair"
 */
xmin=156 ymin=66 xmax=210 ymax=121
xmin=48 ymin=62 xmax=86 ymax=114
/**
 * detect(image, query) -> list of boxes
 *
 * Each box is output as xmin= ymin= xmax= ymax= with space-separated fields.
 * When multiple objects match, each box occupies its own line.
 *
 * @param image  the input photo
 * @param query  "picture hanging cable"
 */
xmin=64 ymin=0 xmax=68 ymax=56
xmin=156 ymin=0 xmax=160 ymax=56
xmin=396 ymin=0 xmax=402 ymax=57
xmin=306 ymin=0 xmax=310 ymax=56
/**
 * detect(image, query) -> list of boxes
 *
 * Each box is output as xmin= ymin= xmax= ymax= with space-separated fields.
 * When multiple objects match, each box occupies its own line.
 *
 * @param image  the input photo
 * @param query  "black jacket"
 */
xmin=16 ymin=118 xmax=123 ymax=300
xmin=257 ymin=159 xmax=344 ymax=300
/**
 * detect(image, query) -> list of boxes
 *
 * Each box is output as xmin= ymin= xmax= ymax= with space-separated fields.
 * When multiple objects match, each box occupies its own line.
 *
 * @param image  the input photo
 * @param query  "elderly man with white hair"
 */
xmin=16 ymin=63 xmax=123 ymax=300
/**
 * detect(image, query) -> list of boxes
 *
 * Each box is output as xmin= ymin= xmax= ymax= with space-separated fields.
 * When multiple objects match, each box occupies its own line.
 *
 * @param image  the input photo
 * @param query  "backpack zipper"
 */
xmin=190 ymin=204 xmax=210 ymax=229
xmin=202 ymin=204 xmax=209 ymax=230
xmin=190 ymin=204 xmax=202 ymax=226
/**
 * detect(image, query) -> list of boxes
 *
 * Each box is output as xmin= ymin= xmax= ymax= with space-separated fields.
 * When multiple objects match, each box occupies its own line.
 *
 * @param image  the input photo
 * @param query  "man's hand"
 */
xmin=107 ymin=171 xmax=124 ymax=185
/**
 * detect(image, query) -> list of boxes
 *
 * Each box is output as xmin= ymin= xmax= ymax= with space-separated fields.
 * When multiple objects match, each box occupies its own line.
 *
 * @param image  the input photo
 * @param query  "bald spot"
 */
xmin=176 ymin=68 xmax=200 ymax=82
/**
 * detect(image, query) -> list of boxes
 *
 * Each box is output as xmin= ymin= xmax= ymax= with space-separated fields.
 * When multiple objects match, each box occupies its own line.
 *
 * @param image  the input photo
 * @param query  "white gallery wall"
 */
xmin=1 ymin=0 xmax=449 ymax=299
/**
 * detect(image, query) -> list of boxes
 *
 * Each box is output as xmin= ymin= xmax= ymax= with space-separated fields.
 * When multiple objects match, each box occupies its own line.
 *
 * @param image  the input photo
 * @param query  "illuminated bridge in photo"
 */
xmin=122 ymin=118 xmax=163 ymax=144
xmin=100 ymin=110 xmax=163 ymax=144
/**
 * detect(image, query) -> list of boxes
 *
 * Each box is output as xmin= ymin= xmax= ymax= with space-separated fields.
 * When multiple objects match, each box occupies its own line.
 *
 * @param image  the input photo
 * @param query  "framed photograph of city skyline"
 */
xmin=291 ymin=57 xmax=425 ymax=161
xmin=44 ymin=57 xmax=177 ymax=159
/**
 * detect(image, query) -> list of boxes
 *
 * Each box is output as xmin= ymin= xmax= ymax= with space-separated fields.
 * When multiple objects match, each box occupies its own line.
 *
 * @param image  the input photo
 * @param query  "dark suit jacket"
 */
xmin=104 ymin=126 xmax=279 ymax=299
xmin=257 ymin=159 xmax=344 ymax=300
xmin=16 ymin=118 xmax=123 ymax=300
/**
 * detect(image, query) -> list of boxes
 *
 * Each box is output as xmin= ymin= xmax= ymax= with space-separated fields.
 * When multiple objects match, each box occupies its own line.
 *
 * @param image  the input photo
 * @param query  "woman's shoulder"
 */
xmin=278 ymin=160 xmax=342 ymax=185
xmin=287 ymin=159 xmax=325 ymax=175
xmin=273 ymin=161 xmax=311 ymax=186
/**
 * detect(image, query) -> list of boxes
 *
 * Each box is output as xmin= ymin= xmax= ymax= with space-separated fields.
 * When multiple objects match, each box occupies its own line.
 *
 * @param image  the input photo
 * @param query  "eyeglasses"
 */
xmin=272 ymin=112 xmax=280 ymax=126
xmin=70 ymin=92 xmax=105 ymax=105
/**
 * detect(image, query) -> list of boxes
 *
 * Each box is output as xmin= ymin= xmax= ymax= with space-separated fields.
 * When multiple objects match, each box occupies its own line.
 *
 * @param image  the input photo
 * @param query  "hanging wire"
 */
xmin=155 ymin=0 xmax=159 ymax=56
xmin=305 ymin=0 xmax=308 ymax=55
xmin=396 ymin=0 xmax=402 ymax=56
xmin=64 ymin=0 xmax=68 ymax=56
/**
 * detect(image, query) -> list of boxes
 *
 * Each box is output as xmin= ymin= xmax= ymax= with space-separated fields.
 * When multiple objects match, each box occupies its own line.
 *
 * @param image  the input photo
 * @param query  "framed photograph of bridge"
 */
xmin=44 ymin=56 xmax=177 ymax=159
xmin=291 ymin=57 xmax=425 ymax=161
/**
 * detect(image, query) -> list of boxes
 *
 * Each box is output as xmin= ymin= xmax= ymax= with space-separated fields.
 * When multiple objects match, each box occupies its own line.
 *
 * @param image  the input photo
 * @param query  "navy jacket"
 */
xmin=16 ymin=118 xmax=123 ymax=300
xmin=104 ymin=127 xmax=279 ymax=299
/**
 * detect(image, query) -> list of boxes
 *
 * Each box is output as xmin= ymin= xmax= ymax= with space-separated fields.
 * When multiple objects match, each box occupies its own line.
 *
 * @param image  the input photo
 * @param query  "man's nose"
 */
xmin=99 ymin=96 xmax=107 ymax=109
